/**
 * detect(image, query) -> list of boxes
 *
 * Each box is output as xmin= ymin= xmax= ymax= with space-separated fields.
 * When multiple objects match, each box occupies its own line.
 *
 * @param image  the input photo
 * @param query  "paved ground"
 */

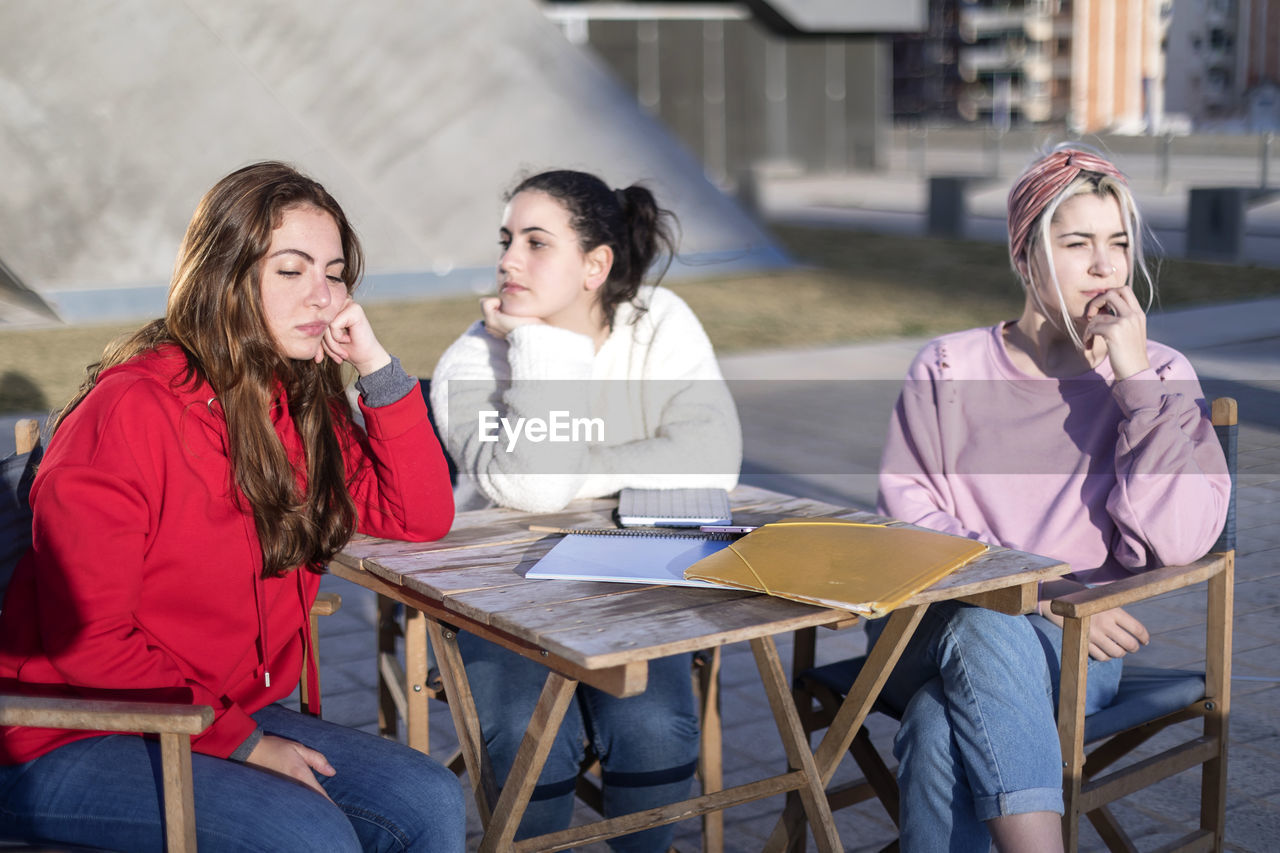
xmin=1 ymin=301 xmax=1275 ymax=852
xmin=1 ymin=296 xmax=1276 ymax=850
xmin=289 ymin=296 xmax=1279 ymax=852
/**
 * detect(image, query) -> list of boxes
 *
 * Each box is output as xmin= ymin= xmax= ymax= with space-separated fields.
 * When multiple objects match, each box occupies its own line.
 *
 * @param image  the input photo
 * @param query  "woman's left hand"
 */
xmin=1084 ymin=285 xmax=1150 ymax=381
xmin=1041 ymin=602 xmax=1150 ymax=662
xmin=322 ymin=297 xmax=392 ymax=377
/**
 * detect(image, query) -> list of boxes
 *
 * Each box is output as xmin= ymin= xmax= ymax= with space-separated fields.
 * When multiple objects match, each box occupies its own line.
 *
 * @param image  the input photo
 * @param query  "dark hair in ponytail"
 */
xmin=507 ymin=170 xmax=678 ymax=326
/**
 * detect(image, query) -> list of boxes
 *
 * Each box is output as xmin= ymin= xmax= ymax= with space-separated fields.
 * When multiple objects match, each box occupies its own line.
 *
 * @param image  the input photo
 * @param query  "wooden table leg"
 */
xmin=813 ymin=605 xmax=926 ymax=781
xmin=480 ymin=670 xmax=579 ymax=853
xmin=428 ymin=621 xmax=500 ymax=822
xmin=751 ymin=636 xmax=843 ymax=853
xmin=404 ymin=607 xmax=431 ymax=754
xmin=376 ymin=595 xmax=401 ymax=741
xmin=764 ymin=604 xmax=928 ymax=852
xmin=698 ymin=646 xmax=725 ymax=853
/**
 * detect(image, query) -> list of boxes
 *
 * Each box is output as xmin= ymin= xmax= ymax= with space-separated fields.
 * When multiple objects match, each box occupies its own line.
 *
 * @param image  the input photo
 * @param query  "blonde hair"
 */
xmin=1007 ymin=145 xmax=1154 ymax=349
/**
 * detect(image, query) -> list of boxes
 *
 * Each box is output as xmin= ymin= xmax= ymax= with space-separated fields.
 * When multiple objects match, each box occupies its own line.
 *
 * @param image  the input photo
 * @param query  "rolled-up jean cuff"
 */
xmin=974 ymin=787 xmax=1064 ymax=821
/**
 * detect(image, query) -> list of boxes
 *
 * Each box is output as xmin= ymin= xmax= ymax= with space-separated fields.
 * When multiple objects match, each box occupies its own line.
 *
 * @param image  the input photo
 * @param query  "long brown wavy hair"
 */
xmin=53 ymin=161 xmax=363 ymax=577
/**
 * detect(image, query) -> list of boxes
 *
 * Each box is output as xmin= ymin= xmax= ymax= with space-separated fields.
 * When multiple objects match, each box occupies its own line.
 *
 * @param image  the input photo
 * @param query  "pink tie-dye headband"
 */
xmin=1007 ymin=148 xmax=1128 ymax=275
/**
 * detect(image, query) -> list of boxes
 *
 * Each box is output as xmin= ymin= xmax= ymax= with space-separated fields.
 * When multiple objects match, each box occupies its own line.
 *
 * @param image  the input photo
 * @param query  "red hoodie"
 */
xmin=0 ymin=345 xmax=453 ymax=763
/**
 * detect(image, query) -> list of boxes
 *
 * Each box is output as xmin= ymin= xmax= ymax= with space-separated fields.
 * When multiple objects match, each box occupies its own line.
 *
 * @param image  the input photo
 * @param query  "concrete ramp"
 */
xmin=0 ymin=0 xmax=784 ymax=324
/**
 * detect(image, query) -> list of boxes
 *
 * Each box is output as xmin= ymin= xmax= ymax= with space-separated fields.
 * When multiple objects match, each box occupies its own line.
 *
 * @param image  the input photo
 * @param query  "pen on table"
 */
xmin=526 ymin=524 xmax=758 ymax=536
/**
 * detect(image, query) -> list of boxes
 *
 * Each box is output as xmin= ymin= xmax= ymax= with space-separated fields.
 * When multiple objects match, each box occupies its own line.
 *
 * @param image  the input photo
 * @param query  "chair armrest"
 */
xmin=1049 ymin=552 xmax=1231 ymax=619
xmin=310 ymin=591 xmax=342 ymax=617
xmin=0 ymin=694 xmax=213 ymax=735
xmin=14 ymin=419 xmax=40 ymax=455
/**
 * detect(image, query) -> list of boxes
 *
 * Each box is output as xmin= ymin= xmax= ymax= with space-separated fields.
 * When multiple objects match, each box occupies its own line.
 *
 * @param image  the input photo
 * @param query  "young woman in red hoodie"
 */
xmin=0 ymin=162 xmax=464 ymax=851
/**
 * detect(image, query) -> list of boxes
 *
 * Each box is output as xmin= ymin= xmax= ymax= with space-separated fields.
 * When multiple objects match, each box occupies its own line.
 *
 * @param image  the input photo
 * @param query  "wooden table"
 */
xmin=332 ymin=485 xmax=1069 ymax=853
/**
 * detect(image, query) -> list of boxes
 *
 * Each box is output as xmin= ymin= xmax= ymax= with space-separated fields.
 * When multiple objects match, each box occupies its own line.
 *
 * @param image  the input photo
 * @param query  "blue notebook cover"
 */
xmin=525 ymin=533 xmax=733 ymax=589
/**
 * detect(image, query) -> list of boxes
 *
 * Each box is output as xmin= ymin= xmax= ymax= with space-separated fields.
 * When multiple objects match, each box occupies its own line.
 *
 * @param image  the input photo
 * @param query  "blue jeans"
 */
xmin=457 ymin=632 xmax=699 ymax=853
xmin=0 ymin=703 xmax=465 ymax=852
xmin=865 ymin=603 xmax=1122 ymax=852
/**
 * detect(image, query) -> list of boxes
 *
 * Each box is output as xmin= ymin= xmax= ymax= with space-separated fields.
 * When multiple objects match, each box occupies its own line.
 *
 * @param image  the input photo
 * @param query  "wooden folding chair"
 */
xmin=1 ymin=417 xmax=343 ymax=852
xmin=0 ymin=419 xmax=212 ymax=852
xmin=792 ymin=397 xmax=1239 ymax=852
xmin=1054 ymin=396 xmax=1237 ymax=851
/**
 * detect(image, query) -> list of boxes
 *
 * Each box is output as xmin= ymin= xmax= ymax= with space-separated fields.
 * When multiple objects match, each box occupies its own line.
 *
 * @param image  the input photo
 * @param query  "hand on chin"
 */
xmin=498 ymin=293 xmax=537 ymax=316
xmin=482 ymin=296 xmax=545 ymax=340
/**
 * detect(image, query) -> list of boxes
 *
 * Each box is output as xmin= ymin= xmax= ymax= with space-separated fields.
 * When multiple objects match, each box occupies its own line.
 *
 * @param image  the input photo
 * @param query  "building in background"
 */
xmin=533 ymin=0 xmax=1276 ymax=200
xmin=940 ymin=0 xmax=1173 ymax=134
xmin=1167 ymin=0 xmax=1280 ymax=131
xmin=891 ymin=0 xmax=965 ymax=123
xmin=950 ymin=0 xmax=1065 ymax=126
xmin=1067 ymin=0 xmax=1173 ymax=134
xmin=570 ymin=0 xmax=1178 ymax=137
xmin=1240 ymin=0 xmax=1280 ymax=128
xmin=540 ymin=2 xmax=928 ymax=182
xmin=1166 ymin=0 xmax=1240 ymax=125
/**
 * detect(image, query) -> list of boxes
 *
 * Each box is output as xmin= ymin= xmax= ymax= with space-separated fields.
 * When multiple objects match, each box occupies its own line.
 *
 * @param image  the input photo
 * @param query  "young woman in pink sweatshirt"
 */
xmin=871 ymin=146 xmax=1231 ymax=852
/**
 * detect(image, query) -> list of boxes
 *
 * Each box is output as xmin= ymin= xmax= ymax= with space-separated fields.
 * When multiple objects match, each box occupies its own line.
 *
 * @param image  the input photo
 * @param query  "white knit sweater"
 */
xmin=430 ymin=286 xmax=742 ymax=512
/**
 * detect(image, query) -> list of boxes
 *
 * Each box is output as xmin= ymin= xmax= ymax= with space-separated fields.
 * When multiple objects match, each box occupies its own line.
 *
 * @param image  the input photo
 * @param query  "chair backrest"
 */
xmin=1210 ymin=397 xmax=1237 ymax=554
xmin=1 ymin=419 xmax=42 ymax=591
xmin=418 ymin=379 xmax=458 ymax=486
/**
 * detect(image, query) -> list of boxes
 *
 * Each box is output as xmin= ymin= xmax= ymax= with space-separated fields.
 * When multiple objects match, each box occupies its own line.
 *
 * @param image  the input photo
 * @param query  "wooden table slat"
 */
xmin=501 ymin=591 xmax=855 ymax=669
xmin=439 ymin=579 xmax=698 ymax=626
xmin=913 ymin=547 xmax=1065 ymax=598
xmin=473 ymin=583 xmax=761 ymax=636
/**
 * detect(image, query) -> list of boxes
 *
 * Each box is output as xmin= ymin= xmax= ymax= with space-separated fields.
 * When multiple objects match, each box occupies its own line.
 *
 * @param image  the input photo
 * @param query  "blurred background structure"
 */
xmin=3 ymin=0 xmax=1278 ymax=330
xmin=540 ymin=0 xmax=1280 ymax=268
xmin=0 ymin=0 xmax=785 ymax=326
xmin=546 ymin=0 xmax=1280 ymax=160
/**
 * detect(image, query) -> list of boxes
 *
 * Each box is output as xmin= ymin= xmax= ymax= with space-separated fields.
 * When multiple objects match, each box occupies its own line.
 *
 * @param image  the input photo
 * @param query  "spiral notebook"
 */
xmin=525 ymin=528 xmax=736 ymax=588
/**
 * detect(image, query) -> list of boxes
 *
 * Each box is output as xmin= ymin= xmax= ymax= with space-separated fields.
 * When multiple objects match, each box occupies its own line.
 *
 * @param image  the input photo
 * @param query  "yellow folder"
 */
xmin=684 ymin=518 xmax=988 ymax=617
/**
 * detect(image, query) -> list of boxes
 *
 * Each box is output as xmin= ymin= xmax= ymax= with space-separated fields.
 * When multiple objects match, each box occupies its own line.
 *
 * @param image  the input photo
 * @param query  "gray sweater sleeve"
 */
xmin=228 ymin=727 xmax=264 ymax=762
xmin=353 ymin=355 xmax=417 ymax=407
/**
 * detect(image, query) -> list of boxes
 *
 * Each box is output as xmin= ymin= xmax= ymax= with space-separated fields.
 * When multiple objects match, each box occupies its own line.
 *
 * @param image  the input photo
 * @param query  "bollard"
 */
xmin=1160 ymin=132 xmax=1173 ymax=193
xmin=1263 ymin=133 xmax=1274 ymax=190
xmin=928 ymin=176 xmax=969 ymax=238
xmin=1186 ymin=188 xmax=1249 ymax=261
xmin=911 ymin=121 xmax=927 ymax=178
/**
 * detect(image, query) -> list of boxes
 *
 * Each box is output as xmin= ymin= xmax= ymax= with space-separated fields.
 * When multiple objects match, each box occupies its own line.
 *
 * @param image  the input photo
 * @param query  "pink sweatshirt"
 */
xmin=877 ymin=324 xmax=1231 ymax=586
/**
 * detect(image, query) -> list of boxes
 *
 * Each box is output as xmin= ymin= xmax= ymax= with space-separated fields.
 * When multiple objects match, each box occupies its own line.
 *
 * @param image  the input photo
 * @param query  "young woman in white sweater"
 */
xmin=430 ymin=170 xmax=740 ymax=851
